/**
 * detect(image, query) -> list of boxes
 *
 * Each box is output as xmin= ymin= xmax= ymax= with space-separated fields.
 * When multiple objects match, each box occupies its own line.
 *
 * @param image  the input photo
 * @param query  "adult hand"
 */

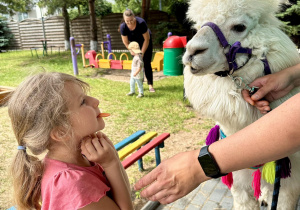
xmin=81 ymin=133 xmax=118 ymax=169
xmin=242 ymin=69 xmax=295 ymax=114
xmin=242 ymin=90 xmax=271 ymax=114
xmin=134 ymin=149 xmax=210 ymax=204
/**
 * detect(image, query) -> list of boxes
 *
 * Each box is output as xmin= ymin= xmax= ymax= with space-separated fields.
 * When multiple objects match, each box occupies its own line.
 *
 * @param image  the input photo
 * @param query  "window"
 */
xmin=18 ymin=13 xmax=28 ymax=21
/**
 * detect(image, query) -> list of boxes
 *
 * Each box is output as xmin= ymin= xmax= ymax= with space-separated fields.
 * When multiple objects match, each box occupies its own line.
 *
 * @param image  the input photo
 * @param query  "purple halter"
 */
xmin=202 ymin=22 xmax=271 ymax=77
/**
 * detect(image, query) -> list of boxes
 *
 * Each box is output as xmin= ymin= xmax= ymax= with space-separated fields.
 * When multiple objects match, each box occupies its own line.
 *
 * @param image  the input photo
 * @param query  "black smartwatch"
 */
xmin=198 ymin=145 xmax=228 ymax=178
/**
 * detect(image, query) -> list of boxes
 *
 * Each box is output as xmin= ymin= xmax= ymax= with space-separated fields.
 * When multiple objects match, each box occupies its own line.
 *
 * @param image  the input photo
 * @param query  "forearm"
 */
xmin=142 ymin=39 xmax=149 ymax=55
xmin=119 ymin=161 xmax=131 ymax=193
xmin=134 ymin=67 xmax=141 ymax=75
xmin=209 ymin=93 xmax=300 ymax=174
xmin=105 ymin=163 xmax=133 ymax=210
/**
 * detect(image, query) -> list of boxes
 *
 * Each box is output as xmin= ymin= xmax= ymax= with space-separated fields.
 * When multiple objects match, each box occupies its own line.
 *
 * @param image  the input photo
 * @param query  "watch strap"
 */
xmin=199 ymin=145 xmax=228 ymax=178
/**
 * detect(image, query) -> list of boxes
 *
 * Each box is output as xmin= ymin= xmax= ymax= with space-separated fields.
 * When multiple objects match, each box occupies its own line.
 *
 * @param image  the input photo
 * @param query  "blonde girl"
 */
xmin=8 ymin=72 xmax=133 ymax=210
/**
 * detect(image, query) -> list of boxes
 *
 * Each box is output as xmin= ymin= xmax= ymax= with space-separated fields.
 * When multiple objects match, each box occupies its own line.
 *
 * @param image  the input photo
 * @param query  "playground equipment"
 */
xmin=115 ymin=130 xmax=170 ymax=170
xmin=84 ymin=35 xmax=112 ymax=68
xmin=96 ymin=54 xmax=110 ymax=68
xmin=84 ymin=49 xmax=97 ymax=68
xmin=70 ymin=37 xmax=83 ymax=75
xmin=0 ymin=86 xmax=15 ymax=106
xmin=70 ymin=35 xmax=168 ymax=75
xmin=70 ymin=36 xmax=113 ymax=75
xmin=101 ymin=34 xmax=112 ymax=59
xmin=151 ymin=52 xmax=164 ymax=71
xmin=108 ymin=53 xmax=123 ymax=69
xmin=120 ymin=53 xmax=132 ymax=70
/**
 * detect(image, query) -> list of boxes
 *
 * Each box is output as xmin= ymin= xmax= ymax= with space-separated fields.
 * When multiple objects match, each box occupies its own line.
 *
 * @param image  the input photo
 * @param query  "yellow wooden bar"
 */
xmin=118 ymin=132 xmax=157 ymax=160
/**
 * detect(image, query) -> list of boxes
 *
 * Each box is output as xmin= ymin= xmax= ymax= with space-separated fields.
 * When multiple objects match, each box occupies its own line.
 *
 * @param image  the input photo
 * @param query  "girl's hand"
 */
xmin=81 ymin=133 xmax=119 ymax=169
xmin=96 ymin=132 xmax=119 ymax=157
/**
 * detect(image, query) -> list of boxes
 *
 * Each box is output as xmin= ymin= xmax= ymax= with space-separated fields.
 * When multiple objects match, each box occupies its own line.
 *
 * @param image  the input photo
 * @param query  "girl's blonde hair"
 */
xmin=8 ymin=72 xmax=89 ymax=209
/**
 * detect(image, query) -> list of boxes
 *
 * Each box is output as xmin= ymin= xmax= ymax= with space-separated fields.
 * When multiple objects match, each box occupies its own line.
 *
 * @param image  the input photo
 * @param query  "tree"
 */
xmin=151 ymin=0 xmax=194 ymax=47
xmin=141 ymin=0 xmax=150 ymax=22
xmin=0 ymin=0 xmax=34 ymax=16
xmin=277 ymin=0 xmax=300 ymax=47
xmin=0 ymin=16 xmax=13 ymax=52
xmin=80 ymin=0 xmax=112 ymax=17
xmin=112 ymin=0 xmax=151 ymax=20
xmin=81 ymin=0 xmax=112 ymax=51
xmin=38 ymin=0 xmax=85 ymax=50
xmin=112 ymin=0 xmax=141 ymax=13
xmin=88 ymin=0 xmax=98 ymax=51
xmin=112 ymin=0 xmax=187 ymax=16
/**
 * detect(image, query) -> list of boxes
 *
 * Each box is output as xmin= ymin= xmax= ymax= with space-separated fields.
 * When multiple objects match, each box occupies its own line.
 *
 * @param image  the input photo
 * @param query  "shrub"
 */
xmin=0 ymin=17 xmax=13 ymax=52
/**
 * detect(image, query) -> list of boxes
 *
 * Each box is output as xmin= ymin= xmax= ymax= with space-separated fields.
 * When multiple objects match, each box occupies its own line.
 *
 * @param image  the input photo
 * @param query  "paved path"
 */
xmin=142 ymin=178 xmax=300 ymax=210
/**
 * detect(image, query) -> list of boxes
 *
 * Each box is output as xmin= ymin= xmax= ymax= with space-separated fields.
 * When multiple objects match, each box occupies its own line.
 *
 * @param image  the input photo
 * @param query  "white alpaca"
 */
xmin=183 ymin=0 xmax=300 ymax=209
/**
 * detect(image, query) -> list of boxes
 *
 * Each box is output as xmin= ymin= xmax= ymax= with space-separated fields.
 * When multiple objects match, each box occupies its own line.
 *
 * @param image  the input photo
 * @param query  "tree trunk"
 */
xmin=141 ymin=0 xmax=146 ymax=20
xmin=78 ymin=5 xmax=81 ymax=15
xmin=141 ymin=0 xmax=151 ymax=22
xmin=62 ymin=4 xmax=70 ymax=50
xmin=89 ymin=0 xmax=98 ymax=51
xmin=146 ymin=0 xmax=151 ymax=12
xmin=145 ymin=0 xmax=151 ymax=22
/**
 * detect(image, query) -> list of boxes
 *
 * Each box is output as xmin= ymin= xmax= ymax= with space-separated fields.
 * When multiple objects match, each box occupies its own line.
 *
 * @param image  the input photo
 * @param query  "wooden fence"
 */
xmin=6 ymin=10 xmax=178 ymax=51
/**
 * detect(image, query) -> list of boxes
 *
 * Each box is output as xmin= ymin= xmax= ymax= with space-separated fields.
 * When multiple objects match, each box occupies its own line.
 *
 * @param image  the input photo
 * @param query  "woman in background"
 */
xmin=120 ymin=9 xmax=155 ymax=93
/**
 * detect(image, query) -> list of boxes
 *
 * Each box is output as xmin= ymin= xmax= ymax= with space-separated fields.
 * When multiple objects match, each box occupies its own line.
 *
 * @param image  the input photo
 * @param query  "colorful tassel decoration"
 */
xmin=252 ymin=169 xmax=261 ymax=200
xmin=278 ymin=157 xmax=291 ymax=179
xmin=206 ymin=125 xmax=220 ymax=145
xmin=262 ymin=161 xmax=276 ymax=184
xmin=222 ymin=172 xmax=233 ymax=189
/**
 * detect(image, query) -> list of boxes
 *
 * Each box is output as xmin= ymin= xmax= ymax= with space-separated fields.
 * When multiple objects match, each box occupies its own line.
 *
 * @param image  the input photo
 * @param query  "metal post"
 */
xmin=40 ymin=8 xmax=46 ymax=40
xmin=70 ymin=37 xmax=78 ymax=76
xmin=155 ymin=142 xmax=164 ymax=166
xmin=40 ymin=9 xmax=47 ymax=56
xmin=107 ymin=34 xmax=112 ymax=59
xmin=159 ymin=0 xmax=162 ymax=11
xmin=137 ymin=147 xmax=144 ymax=171
xmin=41 ymin=17 xmax=46 ymax=40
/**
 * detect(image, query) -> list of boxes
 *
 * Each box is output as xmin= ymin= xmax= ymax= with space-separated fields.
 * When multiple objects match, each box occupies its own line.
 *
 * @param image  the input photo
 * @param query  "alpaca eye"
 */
xmin=232 ymin=24 xmax=246 ymax=32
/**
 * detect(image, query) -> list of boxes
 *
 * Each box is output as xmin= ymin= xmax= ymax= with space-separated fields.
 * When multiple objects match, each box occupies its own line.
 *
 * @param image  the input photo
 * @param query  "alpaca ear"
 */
xmin=50 ymin=127 xmax=68 ymax=142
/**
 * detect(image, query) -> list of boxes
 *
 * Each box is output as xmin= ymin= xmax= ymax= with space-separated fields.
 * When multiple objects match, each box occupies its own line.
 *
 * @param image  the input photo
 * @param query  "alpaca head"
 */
xmin=182 ymin=0 xmax=297 ymax=77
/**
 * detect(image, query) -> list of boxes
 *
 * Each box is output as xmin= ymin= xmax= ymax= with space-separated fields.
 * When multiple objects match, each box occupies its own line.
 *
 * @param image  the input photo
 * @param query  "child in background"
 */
xmin=127 ymin=41 xmax=144 ymax=98
xmin=8 ymin=72 xmax=133 ymax=210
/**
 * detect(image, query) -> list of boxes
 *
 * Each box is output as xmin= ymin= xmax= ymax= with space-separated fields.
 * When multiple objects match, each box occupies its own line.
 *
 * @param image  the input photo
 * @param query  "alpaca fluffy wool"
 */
xmin=183 ymin=0 xmax=300 ymax=209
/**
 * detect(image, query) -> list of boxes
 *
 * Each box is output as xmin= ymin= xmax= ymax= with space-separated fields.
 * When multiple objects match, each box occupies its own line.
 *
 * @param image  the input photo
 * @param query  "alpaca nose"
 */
xmin=194 ymin=49 xmax=207 ymax=55
xmin=189 ymin=48 xmax=207 ymax=61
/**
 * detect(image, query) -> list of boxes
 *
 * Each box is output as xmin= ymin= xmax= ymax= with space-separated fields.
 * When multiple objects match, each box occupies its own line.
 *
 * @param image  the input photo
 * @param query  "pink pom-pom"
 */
xmin=222 ymin=172 xmax=233 ymax=189
xmin=252 ymin=169 xmax=261 ymax=200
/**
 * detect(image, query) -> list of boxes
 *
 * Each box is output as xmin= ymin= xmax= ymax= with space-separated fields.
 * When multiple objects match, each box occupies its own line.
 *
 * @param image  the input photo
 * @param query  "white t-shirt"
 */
xmin=131 ymin=54 xmax=144 ymax=79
